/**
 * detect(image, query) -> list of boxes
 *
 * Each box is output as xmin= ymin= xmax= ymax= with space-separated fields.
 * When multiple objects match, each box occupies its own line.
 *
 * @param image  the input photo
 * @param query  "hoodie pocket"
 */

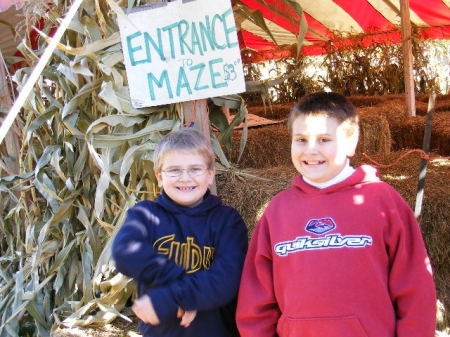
xmin=282 ymin=315 xmax=369 ymax=337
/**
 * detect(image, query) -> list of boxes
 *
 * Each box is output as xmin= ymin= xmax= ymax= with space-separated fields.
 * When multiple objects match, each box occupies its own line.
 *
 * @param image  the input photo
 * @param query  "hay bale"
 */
xmin=415 ymin=100 xmax=431 ymax=116
xmin=357 ymin=111 xmax=391 ymax=155
xmin=228 ymin=109 xmax=392 ymax=168
xmin=430 ymin=113 xmax=450 ymax=156
xmin=348 ymin=95 xmax=388 ymax=107
xmin=216 ymin=165 xmax=297 ymax=237
xmin=247 ymin=103 xmax=292 ymax=120
xmin=390 ymin=112 xmax=450 ymax=155
xmin=435 ymin=99 xmax=450 ymax=113
xmin=367 ymin=94 xmax=450 ymax=155
xmin=390 ymin=116 xmax=425 ymax=151
xmin=415 ymin=97 xmax=450 ymax=116
xmin=375 ymin=99 xmax=409 ymax=127
xmin=417 ymin=92 xmax=450 ymax=103
xmin=229 ymin=124 xmax=291 ymax=169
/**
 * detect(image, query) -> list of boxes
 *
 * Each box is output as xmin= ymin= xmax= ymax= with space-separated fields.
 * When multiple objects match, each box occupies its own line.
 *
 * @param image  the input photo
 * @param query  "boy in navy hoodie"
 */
xmin=113 ymin=128 xmax=248 ymax=337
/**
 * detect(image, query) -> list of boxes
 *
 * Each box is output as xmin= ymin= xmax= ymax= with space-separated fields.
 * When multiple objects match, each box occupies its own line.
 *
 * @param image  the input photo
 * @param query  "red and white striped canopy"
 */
xmin=238 ymin=0 xmax=450 ymax=62
xmin=2 ymin=0 xmax=450 ymax=62
xmin=0 ymin=0 xmax=21 ymax=11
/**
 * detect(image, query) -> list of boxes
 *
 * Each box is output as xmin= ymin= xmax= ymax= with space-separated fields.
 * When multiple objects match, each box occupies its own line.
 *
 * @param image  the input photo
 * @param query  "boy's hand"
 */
xmin=132 ymin=294 xmax=160 ymax=325
xmin=177 ymin=307 xmax=197 ymax=328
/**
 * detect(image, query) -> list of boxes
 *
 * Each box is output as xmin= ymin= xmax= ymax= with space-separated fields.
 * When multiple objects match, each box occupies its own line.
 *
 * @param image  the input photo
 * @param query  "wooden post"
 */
xmin=181 ymin=100 xmax=218 ymax=196
xmin=399 ymin=0 xmax=416 ymax=117
xmin=149 ymin=0 xmax=218 ymax=196
xmin=222 ymin=106 xmax=230 ymax=119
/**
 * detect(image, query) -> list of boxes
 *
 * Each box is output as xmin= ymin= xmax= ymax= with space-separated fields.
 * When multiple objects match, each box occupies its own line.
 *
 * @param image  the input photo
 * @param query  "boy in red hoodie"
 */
xmin=236 ymin=92 xmax=436 ymax=337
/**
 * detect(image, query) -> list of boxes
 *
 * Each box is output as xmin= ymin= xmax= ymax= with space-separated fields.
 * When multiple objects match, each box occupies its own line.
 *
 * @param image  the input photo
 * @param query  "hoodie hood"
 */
xmin=292 ymin=164 xmax=381 ymax=195
xmin=156 ymin=189 xmax=222 ymax=216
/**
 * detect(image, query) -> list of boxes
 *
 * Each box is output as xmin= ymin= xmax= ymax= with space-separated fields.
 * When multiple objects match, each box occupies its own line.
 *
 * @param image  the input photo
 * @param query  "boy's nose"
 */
xmin=305 ymin=140 xmax=318 ymax=152
xmin=179 ymin=169 xmax=191 ymax=178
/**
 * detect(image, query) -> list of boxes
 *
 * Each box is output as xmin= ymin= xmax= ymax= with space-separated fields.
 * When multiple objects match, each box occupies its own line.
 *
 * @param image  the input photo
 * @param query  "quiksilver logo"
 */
xmin=274 ymin=234 xmax=373 ymax=256
xmin=305 ymin=217 xmax=336 ymax=235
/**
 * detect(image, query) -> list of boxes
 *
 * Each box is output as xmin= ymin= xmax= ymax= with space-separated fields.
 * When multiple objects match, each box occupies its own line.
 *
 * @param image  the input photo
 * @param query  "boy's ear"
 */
xmin=155 ymin=171 xmax=163 ymax=187
xmin=346 ymin=131 xmax=359 ymax=157
xmin=207 ymin=167 xmax=216 ymax=186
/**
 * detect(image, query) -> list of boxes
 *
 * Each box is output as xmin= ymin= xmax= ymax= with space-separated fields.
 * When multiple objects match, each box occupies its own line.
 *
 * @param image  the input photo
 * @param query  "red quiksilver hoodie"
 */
xmin=236 ymin=165 xmax=436 ymax=337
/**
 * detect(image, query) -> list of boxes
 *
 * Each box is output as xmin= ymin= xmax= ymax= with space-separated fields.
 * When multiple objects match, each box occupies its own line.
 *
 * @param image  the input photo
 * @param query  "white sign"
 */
xmin=118 ymin=0 xmax=246 ymax=108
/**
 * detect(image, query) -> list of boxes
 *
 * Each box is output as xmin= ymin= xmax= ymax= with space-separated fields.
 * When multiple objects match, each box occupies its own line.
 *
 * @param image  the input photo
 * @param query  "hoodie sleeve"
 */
xmin=147 ymin=208 xmax=248 ymax=321
xmin=235 ymin=212 xmax=281 ymax=337
xmin=385 ymin=189 xmax=436 ymax=337
xmin=112 ymin=200 xmax=185 ymax=286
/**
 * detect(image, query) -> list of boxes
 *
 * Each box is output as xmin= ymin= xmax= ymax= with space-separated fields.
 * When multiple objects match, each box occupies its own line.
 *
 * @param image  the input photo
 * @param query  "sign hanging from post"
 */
xmin=118 ymin=0 xmax=246 ymax=108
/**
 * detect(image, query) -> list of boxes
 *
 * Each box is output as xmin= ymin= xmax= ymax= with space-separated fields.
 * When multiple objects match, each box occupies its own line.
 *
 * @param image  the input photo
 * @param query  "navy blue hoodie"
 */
xmin=112 ymin=190 xmax=248 ymax=336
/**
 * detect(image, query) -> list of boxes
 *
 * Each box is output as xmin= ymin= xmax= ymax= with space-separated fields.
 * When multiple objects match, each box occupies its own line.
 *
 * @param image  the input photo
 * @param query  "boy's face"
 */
xmin=291 ymin=114 xmax=357 ymax=184
xmin=155 ymin=150 xmax=215 ymax=207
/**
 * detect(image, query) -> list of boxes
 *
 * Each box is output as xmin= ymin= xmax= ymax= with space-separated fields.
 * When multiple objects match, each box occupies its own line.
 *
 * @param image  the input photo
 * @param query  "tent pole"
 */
xmin=399 ymin=0 xmax=416 ymax=117
xmin=414 ymin=93 xmax=435 ymax=218
xmin=0 ymin=0 xmax=85 ymax=144
xmin=0 ymin=51 xmax=20 ymax=175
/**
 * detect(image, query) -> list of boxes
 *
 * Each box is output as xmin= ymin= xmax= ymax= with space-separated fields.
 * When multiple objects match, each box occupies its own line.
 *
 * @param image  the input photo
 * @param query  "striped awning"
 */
xmin=238 ymin=0 xmax=450 ymax=62
xmin=0 ymin=0 xmax=22 ymax=11
xmin=2 ymin=0 xmax=450 ymax=62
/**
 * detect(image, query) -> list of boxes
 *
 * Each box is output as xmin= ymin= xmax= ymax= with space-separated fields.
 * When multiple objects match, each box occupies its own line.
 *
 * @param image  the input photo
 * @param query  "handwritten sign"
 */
xmin=118 ymin=0 xmax=246 ymax=108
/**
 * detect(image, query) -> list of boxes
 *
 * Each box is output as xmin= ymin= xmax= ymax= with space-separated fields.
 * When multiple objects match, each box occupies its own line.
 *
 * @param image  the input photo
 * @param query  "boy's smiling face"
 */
xmin=156 ymin=150 xmax=215 ymax=207
xmin=291 ymin=114 xmax=357 ymax=184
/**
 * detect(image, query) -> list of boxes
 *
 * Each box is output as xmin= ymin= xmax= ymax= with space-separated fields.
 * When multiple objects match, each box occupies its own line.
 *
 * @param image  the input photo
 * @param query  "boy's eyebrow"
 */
xmin=292 ymin=132 xmax=333 ymax=136
xmin=163 ymin=164 xmax=205 ymax=168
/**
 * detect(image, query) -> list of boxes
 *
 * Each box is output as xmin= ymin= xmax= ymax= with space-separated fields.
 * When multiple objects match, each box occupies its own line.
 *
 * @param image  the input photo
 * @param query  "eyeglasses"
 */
xmin=161 ymin=167 xmax=209 ymax=178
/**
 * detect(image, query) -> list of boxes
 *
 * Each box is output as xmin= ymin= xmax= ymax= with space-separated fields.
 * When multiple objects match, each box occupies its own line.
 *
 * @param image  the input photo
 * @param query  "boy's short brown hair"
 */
xmin=153 ymin=128 xmax=215 ymax=172
xmin=288 ymin=92 xmax=359 ymax=138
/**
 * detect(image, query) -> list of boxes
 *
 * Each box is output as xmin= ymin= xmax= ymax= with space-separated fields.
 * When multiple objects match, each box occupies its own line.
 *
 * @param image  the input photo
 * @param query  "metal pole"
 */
xmin=414 ymin=93 xmax=436 ymax=218
xmin=0 ymin=0 xmax=85 ymax=144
